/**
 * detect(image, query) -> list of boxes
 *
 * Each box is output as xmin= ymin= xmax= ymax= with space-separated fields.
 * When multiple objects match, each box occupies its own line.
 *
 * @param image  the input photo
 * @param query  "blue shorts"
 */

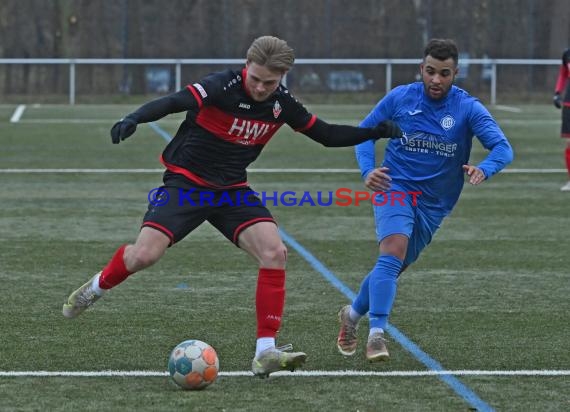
xmin=373 ymin=183 xmax=447 ymax=266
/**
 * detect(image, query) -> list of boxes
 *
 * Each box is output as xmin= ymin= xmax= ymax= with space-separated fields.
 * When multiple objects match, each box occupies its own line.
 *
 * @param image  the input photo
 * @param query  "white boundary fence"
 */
xmin=0 ymin=58 xmax=560 ymax=105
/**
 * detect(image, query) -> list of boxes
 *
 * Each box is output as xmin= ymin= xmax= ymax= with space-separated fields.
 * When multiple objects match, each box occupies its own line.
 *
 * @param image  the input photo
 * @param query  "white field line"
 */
xmin=9 ymin=105 xmax=26 ymax=123
xmin=16 ymin=119 xmax=182 ymax=124
xmin=1 ymin=369 xmax=569 ymax=378
xmin=13 ymin=118 xmax=560 ymax=125
xmin=0 ymin=168 xmax=566 ymax=174
xmin=19 ymin=119 xmax=111 ymax=124
xmin=0 ymin=168 xmax=165 ymax=173
xmin=493 ymin=105 xmax=523 ymax=113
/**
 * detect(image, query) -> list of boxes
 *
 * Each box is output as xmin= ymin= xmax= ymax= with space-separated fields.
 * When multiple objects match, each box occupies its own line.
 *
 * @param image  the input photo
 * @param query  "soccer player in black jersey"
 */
xmin=553 ymin=48 xmax=570 ymax=191
xmin=62 ymin=35 xmax=402 ymax=377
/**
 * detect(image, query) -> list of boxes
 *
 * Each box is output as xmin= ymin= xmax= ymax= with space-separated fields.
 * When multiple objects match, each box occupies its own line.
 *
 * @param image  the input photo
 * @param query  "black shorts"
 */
xmin=142 ymin=184 xmax=275 ymax=246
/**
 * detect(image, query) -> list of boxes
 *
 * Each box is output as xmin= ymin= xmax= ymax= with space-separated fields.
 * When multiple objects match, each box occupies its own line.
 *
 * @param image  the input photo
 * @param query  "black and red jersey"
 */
xmin=555 ymin=49 xmax=570 ymax=96
xmin=161 ymin=68 xmax=316 ymax=189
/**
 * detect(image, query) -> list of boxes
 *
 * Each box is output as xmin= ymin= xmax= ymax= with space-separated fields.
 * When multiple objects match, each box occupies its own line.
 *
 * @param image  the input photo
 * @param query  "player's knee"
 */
xmin=379 ymin=235 xmax=408 ymax=260
xmin=125 ymin=245 xmax=162 ymax=271
xmin=258 ymin=242 xmax=287 ymax=268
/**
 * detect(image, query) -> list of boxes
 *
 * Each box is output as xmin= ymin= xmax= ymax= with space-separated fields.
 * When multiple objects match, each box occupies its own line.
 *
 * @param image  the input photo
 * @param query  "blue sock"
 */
xmin=368 ymin=254 xmax=403 ymax=330
xmin=352 ymin=274 xmax=370 ymax=316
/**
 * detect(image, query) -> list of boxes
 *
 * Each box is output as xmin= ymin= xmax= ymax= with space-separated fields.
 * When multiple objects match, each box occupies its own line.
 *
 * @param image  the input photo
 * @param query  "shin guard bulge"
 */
xmin=99 ymin=244 xmax=134 ymax=289
xmin=256 ymin=268 xmax=286 ymax=338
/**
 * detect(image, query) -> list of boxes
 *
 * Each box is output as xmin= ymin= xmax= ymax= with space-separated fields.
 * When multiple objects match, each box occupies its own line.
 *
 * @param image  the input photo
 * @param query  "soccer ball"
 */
xmin=168 ymin=339 xmax=219 ymax=390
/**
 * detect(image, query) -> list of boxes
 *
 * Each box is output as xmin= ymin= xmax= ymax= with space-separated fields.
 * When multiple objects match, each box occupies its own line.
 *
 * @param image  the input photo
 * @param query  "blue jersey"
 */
xmin=356 ymin=82 xmax=513 ymax=213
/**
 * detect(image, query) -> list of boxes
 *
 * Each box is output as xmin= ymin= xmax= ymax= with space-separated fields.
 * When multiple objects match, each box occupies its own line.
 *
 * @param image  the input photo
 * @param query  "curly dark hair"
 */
xmin=424 ymin=39 xmax=459 ymax=66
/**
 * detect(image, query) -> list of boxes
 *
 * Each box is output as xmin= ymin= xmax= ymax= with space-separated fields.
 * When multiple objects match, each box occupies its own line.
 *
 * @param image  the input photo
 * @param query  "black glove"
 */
xmin=110 ymin=115 xmax=138 ymax=144
xmin=553 ymin=93 xmax=562 ymax=109
xmin=373 ymin=120 xmax=403 ymax=139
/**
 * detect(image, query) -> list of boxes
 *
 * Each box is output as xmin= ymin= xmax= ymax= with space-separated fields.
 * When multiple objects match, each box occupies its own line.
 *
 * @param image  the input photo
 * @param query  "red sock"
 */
xmin=99 ymin=245 xmax=133 ymax=289
xmin=255 ymin=268 xmax=286 ymax=338
xmin=565 ymin=147 xmax=570 ymax=177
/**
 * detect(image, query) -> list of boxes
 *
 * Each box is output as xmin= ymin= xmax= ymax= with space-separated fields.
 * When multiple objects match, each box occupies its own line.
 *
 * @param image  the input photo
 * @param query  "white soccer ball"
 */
xmin=168 ymin=339 xmax=219 ymax=390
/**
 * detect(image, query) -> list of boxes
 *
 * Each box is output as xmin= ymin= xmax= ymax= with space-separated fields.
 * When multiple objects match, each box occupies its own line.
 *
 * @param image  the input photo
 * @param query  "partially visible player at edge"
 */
xmin=62 ymin=35 xmax=403 ymax=377
xmin=336 ymin=38 xmax=514 ymax=362
xmin=552 ymin=47 xmax=570 ymax=191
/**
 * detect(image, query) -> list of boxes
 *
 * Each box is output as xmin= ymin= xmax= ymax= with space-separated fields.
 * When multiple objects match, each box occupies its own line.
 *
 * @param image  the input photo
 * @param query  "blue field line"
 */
xmin=147 ymin=121 xmax=494 ymax=411
xmin=148 ymin=122 xmax=173 ymax=142
xmin=279 ymin=228 xmax=494 ymax=412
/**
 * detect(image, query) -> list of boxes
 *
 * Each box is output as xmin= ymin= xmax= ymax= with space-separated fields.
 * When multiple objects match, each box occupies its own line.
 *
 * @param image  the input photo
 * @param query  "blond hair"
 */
xmin=246 ymin=36 xmax=295 ymax=73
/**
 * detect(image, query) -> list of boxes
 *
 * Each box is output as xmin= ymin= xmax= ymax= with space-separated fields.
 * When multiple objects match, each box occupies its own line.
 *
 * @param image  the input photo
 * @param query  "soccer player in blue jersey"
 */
xmin=336 ymin=38 xmax=514 ymax=361
xmin=60 ymin=35 xmax=402 ymax=377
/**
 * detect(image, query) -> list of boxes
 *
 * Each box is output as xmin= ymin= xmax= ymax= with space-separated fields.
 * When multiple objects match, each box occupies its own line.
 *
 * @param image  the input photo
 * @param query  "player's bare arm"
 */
xmin=365 ymin=167 xmax=391 ymax=191
xmin=462 ymin=164 xmax=486 ymax=185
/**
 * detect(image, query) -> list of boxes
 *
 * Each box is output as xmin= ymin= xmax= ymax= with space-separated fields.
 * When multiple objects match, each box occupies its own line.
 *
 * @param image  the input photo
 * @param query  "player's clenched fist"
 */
xmin=553 ymin=93 xmax=562 ymax=109
xmin=373 ymin=120 xmax=403 ymax=140
xmin=110 ymin=115 xmax=138 ymax=144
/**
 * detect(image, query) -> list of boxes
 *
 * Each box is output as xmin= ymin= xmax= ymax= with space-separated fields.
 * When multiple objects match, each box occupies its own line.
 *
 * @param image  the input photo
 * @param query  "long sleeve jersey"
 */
xmin=125 ymin=68 xmax=387 ymax=189
xmin=356 ymin=82 xmax=513 ymax=213
xmin=554 ymin=49 xmax=570 ymax=95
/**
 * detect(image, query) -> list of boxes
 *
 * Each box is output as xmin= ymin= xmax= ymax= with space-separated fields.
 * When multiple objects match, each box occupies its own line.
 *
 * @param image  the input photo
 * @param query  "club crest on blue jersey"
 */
xmin=440 ymin=115 xmax=455 ymax=130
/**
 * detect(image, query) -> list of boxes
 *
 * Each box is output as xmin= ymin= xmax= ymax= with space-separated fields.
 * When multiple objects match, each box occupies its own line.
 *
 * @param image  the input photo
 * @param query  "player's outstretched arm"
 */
xmin=110 ymin=89 xmax=195 ymax=144
xmin=302 ymin=118 xmax=402 ymax=147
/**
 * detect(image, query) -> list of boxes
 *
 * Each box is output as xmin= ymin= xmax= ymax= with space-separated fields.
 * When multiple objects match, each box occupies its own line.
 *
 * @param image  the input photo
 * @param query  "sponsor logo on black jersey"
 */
xmin=228 ymin=118 xmax=277 ymax=142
